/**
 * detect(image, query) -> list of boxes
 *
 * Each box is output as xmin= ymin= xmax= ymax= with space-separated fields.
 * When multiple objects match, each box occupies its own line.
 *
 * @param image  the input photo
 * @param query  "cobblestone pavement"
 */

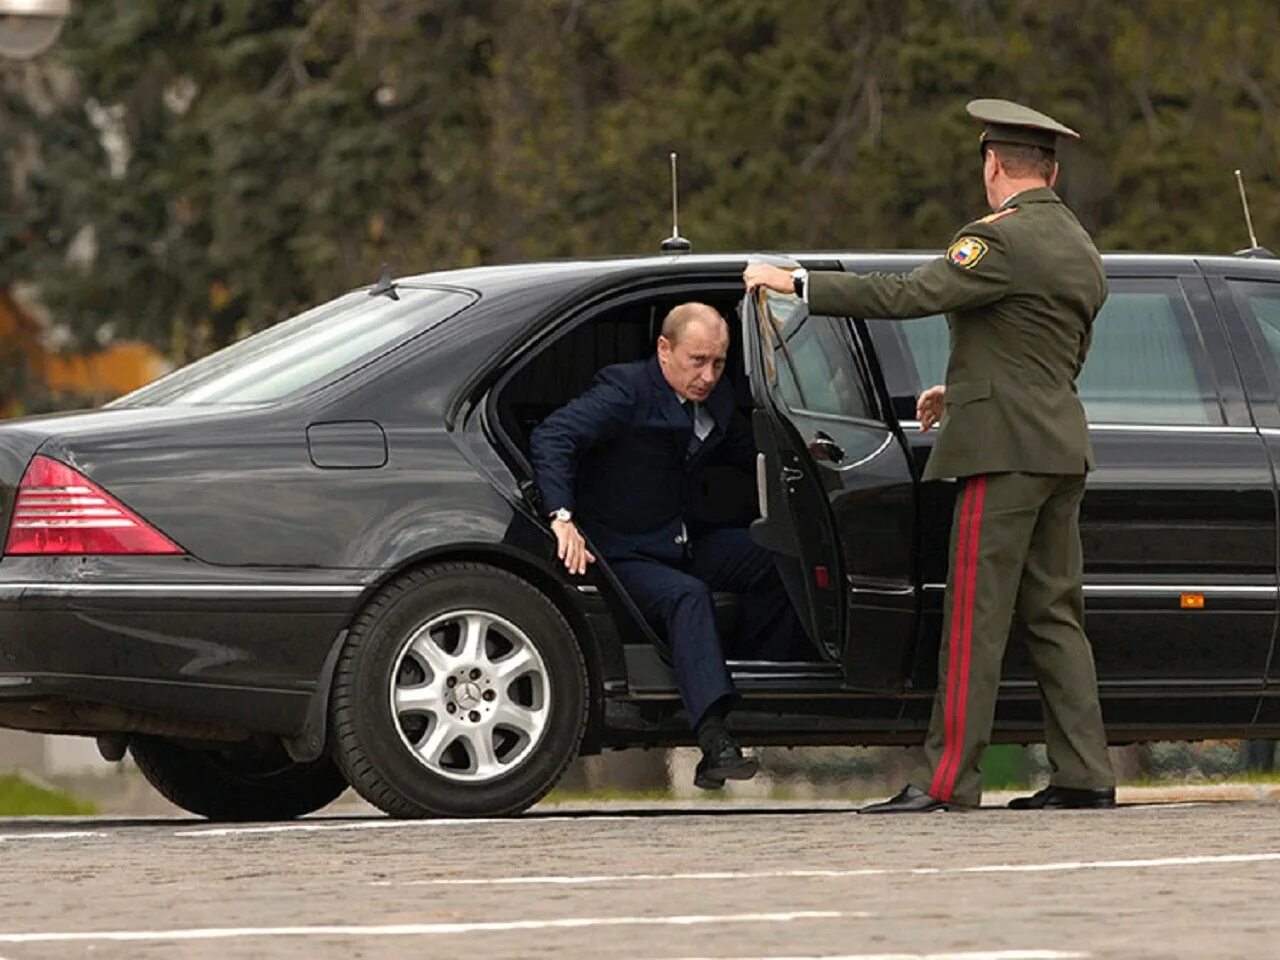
xmin=1 ymin=793 xmax=1277 ymax=960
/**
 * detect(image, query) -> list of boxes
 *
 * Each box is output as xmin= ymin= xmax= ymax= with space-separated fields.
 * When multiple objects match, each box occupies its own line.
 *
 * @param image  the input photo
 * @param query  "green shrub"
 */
xmin=0 ymin=772 xmax=99 ymax=816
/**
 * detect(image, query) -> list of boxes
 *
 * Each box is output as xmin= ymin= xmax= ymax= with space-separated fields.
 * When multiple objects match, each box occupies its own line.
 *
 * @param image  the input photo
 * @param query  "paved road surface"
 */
xmin=1 ymin=795 xmax=1277 ymax=959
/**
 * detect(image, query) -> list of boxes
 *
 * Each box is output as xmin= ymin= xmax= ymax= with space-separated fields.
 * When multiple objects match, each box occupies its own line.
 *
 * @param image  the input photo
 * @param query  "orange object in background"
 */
xmin=0 ymin=285 xmax=169 ymax=415
xmin=1180 ymin=593 xmax=1206 ymax=609
xmin=41 ymin=341 xmax=170 ymax=399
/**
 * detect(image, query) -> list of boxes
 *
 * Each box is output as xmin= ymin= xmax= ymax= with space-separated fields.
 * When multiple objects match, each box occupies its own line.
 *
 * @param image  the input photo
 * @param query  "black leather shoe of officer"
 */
xmin=693 ymin=733 xmax=759 ymax=790
xmin=1007 ymin=785 xmax=1116 ymax=810
xmin=858 ymin=785 xmax=949 ymax=814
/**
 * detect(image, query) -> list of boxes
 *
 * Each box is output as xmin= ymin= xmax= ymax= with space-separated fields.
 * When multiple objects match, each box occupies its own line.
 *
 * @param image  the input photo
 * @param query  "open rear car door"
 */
xmin=741 ymin=278 xmax=921 ymax=692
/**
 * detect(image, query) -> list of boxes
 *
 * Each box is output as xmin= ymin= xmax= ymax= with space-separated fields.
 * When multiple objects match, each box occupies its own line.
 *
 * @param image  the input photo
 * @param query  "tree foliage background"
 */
xmin=2 ymin=0 xmax=1279 ymax=367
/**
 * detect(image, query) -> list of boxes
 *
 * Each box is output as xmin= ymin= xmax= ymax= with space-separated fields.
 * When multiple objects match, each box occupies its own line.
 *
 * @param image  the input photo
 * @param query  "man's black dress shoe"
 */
xmin=1007 ymin=785 xmax=1116 ymax=810
xmin=693 ymin=733 xmax=759 ymax=790
xmin=858 ymin=784 xmax=949 ymax=814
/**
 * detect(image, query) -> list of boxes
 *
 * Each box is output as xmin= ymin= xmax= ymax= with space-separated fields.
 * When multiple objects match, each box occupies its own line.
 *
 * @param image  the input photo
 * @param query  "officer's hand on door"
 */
xmin=551 ymin=518 xmax=595 ymax=576
xmin=743 ymin=263 xmax=796 ymax=294
xmin=917 ymin=385 xmax=946 ymax=431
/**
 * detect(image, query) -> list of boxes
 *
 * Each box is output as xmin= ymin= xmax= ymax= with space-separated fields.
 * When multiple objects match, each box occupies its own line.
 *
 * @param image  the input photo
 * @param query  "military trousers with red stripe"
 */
xmin=911 ymin=471 xmax=1115 ymax=807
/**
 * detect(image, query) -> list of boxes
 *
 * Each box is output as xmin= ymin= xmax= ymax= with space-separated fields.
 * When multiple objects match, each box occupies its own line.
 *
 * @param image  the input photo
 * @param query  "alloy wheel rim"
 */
xmin=389 ymin=609 xmax=551 ymax=783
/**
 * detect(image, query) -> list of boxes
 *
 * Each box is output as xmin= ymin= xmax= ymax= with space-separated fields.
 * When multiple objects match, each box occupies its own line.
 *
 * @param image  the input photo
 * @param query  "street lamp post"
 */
xmin=0 ymin=0 xmax=69 ymax=60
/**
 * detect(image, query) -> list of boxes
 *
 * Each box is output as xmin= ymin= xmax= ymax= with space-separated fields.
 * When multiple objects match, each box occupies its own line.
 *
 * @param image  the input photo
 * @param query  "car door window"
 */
xmin=897 ymin=315 xmax=948 ymax=389
xmin=1227 ymin=279 xmax=1280 ymax=372
xmin=1077 ymin=280 xmax=1222 ymax=425
xmin=869 ymin=279 xmax=1222 ymax=426
xmin=764 ymin=292 xmax=873 ymax=419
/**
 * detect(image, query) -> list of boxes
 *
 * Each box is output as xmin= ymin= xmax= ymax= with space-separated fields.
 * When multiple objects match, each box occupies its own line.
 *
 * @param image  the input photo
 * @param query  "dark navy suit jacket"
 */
xmin=530 ymin=356 xmax=754 ymax=564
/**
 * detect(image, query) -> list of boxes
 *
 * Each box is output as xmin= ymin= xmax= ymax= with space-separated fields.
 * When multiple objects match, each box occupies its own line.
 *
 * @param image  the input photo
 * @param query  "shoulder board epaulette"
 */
xmin=978 ymin=207 xmax=1019 ymax=225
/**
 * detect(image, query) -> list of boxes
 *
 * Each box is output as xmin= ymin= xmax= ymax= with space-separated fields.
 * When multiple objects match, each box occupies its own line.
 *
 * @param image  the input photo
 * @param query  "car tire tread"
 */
xmin=129 ymin=735 xmax=349 ymax=821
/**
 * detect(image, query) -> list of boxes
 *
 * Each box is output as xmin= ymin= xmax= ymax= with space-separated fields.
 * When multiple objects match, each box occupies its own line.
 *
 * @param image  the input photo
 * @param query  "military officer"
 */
xmin=744 ymin=99 xmax=1116 ymax=812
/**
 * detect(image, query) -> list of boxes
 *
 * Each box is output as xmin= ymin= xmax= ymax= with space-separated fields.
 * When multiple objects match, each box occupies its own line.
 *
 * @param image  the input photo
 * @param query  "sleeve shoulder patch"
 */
xmin=947 ymin=235 xmax=990 ymax=269
xmin=978 ymin=207 xmax=1019 ymax=225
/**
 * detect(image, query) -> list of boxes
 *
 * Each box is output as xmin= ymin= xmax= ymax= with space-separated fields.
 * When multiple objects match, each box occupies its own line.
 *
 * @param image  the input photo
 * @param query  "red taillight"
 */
xmin=5 ymin=455 xmax=184 ymax=556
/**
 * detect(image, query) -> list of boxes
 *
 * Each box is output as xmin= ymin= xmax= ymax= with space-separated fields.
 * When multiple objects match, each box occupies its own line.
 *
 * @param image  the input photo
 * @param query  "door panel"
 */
xmin=864 ymin=273 xmax=1275 ymax=707
xmin=1210 ymin=274 xmax=1280 ymax=685
xmin=1069 ymin=276 xmax=1274 ymax=686
xmin=747 ymin=406 xmax=842 ymax=655
xmin=1066 ymin=426 xmax=1275 ymax=683
xmin=743 ymin=288 xmax=918 ymax=691
xmin=788 ymin=409 xmax=919 ymax=690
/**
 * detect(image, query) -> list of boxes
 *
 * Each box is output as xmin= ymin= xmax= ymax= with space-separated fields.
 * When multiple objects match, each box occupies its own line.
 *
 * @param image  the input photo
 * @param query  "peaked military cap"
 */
xmin=966 ymin=98 xmax=1079 ymax=154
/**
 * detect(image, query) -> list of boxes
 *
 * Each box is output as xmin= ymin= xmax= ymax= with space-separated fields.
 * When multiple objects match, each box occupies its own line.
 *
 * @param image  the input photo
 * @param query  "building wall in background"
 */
xmin=0 ymin=730 xmax=104 ymax=776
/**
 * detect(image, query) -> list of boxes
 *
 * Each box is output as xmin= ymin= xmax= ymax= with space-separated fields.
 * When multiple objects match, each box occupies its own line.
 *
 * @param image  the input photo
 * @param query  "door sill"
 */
xmin=624 ymin=645 xmax=843 ymax=697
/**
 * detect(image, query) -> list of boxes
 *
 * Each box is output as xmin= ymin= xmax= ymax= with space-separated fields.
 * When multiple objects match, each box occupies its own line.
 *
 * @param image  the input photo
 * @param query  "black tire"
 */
xmin=129 ymin=736 xmax=350 ymax=821
xmin=330 ymin=562 xmax=588 ymax=818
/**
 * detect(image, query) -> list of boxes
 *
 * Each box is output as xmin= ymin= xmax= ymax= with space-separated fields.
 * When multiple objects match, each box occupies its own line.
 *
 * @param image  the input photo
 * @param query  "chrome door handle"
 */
xmin=809 ymin=432 xmax=845 ymax=463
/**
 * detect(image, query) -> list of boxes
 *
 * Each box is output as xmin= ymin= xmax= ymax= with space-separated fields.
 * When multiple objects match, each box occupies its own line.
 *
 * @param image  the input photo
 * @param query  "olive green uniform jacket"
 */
xmin=808 ymin=186 xmax=1107 ymax=480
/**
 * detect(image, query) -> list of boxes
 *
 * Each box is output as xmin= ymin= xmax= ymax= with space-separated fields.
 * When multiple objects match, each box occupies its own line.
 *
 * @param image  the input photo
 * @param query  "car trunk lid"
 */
xmin=0 ymin=405 xmax=258 ymax=542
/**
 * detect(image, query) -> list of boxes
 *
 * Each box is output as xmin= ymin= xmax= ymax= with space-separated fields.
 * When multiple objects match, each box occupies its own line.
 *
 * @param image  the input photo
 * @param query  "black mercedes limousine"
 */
xmin=2 ymin=250 xmax=1279 ymax=819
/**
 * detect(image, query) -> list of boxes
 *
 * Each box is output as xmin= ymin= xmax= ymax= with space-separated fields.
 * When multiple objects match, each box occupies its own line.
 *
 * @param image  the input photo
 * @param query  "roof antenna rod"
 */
xmin=1232 ymin=170 xmax=1275 ymax=258
xmin=1235 ymin=169 xmax=1260 ymax=250
xmin=660 ymin=151 xmax=692 ymax=253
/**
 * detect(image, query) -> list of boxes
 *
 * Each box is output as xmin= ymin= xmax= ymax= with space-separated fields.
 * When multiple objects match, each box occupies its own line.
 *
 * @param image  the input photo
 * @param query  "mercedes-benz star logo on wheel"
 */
xmin=455 ymin=681 xmax=482 ymax=710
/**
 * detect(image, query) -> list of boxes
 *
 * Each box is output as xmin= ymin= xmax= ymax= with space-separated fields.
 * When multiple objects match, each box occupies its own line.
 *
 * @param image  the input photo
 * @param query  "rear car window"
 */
xmin=113 ymin=287 xmax=475 ymax=406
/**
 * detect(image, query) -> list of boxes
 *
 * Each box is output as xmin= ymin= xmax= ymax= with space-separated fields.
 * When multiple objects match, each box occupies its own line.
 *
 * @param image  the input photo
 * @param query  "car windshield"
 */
xmin=112 ymin=286 xmax=474 ymax=407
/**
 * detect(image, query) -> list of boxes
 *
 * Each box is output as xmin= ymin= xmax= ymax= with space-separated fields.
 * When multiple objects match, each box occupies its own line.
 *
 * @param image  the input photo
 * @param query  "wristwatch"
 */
xmin=549 ymin=508 xmax=572 ymax=523
xmin=791 ymin=267 xmax=808 ymax=298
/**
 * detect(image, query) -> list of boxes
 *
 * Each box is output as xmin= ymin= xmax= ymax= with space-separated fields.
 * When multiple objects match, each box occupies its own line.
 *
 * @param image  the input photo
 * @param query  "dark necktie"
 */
xmin=682 ymin=399 xmax=703 ymax=456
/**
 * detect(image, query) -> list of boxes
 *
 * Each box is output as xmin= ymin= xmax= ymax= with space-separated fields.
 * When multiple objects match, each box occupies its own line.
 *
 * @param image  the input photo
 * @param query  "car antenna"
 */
xmin=369 ymin=262 xmax=400 ymax=300
xmin=1233 ymin=170 xmax=1275 ymax=259
xmin=660 ymin=151 xmax=693 ymax=254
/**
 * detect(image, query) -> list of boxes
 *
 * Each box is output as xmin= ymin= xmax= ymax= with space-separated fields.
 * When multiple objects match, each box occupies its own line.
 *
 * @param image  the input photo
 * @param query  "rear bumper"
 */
xmin=0 ymin=558 xmax=369 ymax=736
xmin=0 ymin=674 xmax=312 ymax=739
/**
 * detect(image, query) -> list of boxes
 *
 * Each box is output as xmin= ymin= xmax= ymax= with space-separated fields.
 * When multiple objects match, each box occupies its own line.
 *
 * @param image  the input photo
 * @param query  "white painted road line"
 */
xmin=375 ymin=851 xmax=1280 ymax=888
xmin=1 ymin=813 xmax=812 ymax=842
xmin=0 ymin=831 xmax=107 ymax=843
xmin=180 ymin=819 xmax=499 ymax=837
xmin=662 ymin=952 xmax=1088 ymax=960
xmin=177 ymin=814 xmax=639 ymax=838
xmin=0 ymin=802 xmax=1245 ymax=843
xmin=662 ymin=952 xmax=1087 ymax=960
xmin=0 ymin=910 xmax=859 ymax=944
